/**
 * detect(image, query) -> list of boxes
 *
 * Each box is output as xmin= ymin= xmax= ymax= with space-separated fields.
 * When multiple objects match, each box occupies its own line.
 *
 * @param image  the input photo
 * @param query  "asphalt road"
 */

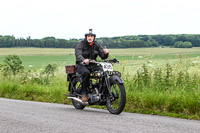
xmin=0 ymin=98 xmax=200 ymax=133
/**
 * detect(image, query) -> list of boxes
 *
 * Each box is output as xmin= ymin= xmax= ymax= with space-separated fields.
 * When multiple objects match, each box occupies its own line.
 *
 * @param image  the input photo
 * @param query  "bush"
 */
xmin=19 ymin=63 xmax=58 ymax=85
xmin=43 ymin=63 xmax=57 ymax=76
xmin=174 ymin=41 xmax=192 ymax=48
xmin=0 ymin=55 xmax=24 ymax=76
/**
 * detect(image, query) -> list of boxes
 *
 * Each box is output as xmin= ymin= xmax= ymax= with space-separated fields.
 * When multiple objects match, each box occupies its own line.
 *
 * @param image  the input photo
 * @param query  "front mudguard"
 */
xmin=109 ymin=75 xmax=124 ymax=84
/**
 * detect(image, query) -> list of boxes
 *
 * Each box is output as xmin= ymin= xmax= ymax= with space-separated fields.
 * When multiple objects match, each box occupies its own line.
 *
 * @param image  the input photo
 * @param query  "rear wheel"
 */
xmin=106 ymin=83 xmax=126 ymax=114
xmin=70 ymin=78 xmax=86 ymax=110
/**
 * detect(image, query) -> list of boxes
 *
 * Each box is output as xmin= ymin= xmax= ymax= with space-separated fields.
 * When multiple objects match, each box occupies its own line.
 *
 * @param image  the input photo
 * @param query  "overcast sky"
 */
xmin=0 ymin=0 xmax=199 ymax=39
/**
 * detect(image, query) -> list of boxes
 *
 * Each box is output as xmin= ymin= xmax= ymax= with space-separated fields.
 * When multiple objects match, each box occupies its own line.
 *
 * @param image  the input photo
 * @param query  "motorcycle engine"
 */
xmin=89 ymin=88 xmax=100 ymax=103
xmin=90 ymin=94 xmax=100 ymax=103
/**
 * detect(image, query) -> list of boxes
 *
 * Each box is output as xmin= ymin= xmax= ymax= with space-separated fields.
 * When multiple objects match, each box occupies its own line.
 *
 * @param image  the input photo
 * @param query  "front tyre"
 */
xmin=70 ymin=78 xmax=86 ymax=110
xmin=106 ymin=83 xmax=126 ymax=114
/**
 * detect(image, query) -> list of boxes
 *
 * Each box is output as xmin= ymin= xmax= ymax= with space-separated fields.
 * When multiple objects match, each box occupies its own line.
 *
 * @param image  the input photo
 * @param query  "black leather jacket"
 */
xmin=75 ymin=39 xmax=109 ymax=64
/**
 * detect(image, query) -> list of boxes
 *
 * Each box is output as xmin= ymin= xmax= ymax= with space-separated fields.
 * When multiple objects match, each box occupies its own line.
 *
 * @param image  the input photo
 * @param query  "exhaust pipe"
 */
xmin=68 ymin=97 xmax=88 ymax=105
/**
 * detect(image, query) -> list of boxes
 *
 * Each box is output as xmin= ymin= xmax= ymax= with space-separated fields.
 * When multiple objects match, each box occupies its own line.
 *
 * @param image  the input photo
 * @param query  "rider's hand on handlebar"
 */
xmin=104 ymin=46 xmax=109 ymax=54
xmin=83 ymin=59 xmax=90 ymax=65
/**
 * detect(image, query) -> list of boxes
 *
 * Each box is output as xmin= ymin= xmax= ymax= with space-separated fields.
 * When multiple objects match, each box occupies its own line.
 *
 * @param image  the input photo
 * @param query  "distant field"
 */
xmin=1 ymin=47 xmax=200 ymax=69
xmin=0 ymin=48 xmax=74 ymax=56
xmin=1 ymin=47 xmax=200 ymax=56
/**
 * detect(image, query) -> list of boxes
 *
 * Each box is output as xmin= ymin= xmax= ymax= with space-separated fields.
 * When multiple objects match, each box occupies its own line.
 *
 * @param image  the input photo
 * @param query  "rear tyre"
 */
xmin=106 ymin=83 xmax=126 ymax=114
xmin=70 ymin=78 xmax=86 ymax=110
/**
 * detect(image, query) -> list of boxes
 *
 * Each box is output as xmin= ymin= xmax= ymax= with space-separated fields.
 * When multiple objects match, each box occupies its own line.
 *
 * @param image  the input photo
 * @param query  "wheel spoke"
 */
xmin=110 ymin=84 xmax=121 ymax=110
xmin=113 ymin=84 xmax=119 ymax=98
xmin=71 ymin=78 xmax=86 ymax=109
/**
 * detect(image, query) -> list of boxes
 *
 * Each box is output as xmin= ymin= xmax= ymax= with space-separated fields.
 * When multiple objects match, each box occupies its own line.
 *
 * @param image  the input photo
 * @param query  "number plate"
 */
xmin=100 ymin=63 xmax=113 ymax=72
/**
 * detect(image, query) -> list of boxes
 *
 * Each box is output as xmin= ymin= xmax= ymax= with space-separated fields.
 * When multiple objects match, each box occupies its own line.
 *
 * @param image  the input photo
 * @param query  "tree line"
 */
xmin=0 ymin=34 xmax=200 ymax=48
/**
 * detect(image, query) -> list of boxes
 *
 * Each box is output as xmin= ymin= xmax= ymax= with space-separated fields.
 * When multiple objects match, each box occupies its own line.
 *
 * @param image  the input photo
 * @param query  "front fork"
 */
xmin=104 ymin=72 xmax=112 ymax=97
xmin=105 ymin=72 xmax=121 ymax=101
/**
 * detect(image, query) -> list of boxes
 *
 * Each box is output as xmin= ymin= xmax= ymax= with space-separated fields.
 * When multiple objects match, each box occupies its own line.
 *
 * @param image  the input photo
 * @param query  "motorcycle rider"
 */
xmin=75 ymin=29 xmax=109 ymax=102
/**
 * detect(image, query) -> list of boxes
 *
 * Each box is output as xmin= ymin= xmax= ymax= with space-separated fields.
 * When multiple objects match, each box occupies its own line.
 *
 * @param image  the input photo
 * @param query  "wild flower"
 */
xmin=29 ymin=65 xmax=33 ymax=68
xmin=192 ymin=61 xmax=200 ymax=64
xmin=147 ymin=60 xmax=152 ymax=63
xmin=148 ymin=64 xmax=153 ymax=67
xmin=138 ymin=56 xmax=143 ymax=59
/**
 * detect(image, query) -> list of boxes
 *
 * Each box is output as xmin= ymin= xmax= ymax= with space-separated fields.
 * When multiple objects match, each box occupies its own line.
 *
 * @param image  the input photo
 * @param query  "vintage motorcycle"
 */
xmin=65 ymin=59 xmax=126 ymax=114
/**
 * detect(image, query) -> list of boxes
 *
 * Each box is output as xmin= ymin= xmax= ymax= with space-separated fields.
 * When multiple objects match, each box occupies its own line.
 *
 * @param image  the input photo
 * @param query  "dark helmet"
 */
xmin=85 ymin=29 xmax=96 ymax=38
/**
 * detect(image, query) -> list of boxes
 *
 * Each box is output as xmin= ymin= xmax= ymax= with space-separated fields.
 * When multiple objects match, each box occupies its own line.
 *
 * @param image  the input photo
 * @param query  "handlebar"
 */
xmin=81 ymin=58 xmax=119 ymax=65
xmin=104 ymin=58 xmax=119 ymax=63
xmin=80 ymin=60 xmax=99 ymax=65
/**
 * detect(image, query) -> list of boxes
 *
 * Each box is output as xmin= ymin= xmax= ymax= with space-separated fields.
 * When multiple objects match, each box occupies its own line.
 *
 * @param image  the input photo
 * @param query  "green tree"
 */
xmin=3 ymin=55 xmax=24 ymax=75
xmin=174 ymin=41 xmax=192 ymax=48
xmin=146 ymin=39 xmax=159 ymax=47
xmin=183 ymin=41 xmax=192 ymax=48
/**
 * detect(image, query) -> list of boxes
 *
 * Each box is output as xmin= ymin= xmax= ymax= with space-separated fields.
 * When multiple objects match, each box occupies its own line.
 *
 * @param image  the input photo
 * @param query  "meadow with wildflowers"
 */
xmin=0 ymin=48 xmax=200 ymax=119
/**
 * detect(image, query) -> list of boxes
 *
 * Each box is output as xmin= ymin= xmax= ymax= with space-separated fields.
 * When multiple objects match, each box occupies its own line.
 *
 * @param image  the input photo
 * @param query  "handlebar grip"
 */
xmin=80 ymin=60 xmax=98 ymax=65
xmin=80 ymin=62 xmax=86 ymax=65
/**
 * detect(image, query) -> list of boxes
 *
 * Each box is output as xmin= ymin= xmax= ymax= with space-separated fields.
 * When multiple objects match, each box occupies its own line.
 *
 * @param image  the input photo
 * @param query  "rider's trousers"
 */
xmin=76 ymin=64 xmax=90 ymax=95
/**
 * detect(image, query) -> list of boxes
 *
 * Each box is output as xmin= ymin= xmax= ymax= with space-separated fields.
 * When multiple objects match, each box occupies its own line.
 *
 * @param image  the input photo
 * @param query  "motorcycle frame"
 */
xmin=67 ymin=70 xmax=124 ymax=101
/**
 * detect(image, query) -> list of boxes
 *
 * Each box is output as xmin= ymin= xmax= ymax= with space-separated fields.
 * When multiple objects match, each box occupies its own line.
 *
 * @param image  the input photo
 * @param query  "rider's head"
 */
xmin=85 ymin=29 xmax=96 ymax=43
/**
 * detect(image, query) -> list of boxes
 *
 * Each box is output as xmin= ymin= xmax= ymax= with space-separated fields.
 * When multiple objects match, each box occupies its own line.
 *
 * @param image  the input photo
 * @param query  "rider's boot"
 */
xmin=81 ymin=94 xmax=88 ymax=102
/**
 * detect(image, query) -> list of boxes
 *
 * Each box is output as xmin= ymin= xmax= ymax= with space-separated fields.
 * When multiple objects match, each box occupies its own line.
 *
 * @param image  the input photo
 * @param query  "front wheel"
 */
xmin=106 ymin=83 xmax=126 ymax=114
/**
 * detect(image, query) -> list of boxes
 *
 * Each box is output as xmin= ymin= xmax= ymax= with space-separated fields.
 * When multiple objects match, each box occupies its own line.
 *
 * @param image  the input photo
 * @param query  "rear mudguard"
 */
xmin=109 ymin=75 xmax=124 ymax=84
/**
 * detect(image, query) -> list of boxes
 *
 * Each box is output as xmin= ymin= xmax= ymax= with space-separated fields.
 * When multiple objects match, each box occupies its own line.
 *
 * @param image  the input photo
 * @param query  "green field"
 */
xmin=1 ymin=47 xmax=200 ymax=119
xmin=1 ymin=47 xmax=200 ymax=70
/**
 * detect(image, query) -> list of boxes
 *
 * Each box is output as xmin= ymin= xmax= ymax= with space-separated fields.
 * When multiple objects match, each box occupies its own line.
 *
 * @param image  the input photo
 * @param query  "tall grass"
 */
xmin=1 ymin=57 xmax=200 ymax=119
xmin=0 ymin=66 xmax=70 ymax=104
xmin=121 ymin=57 xmax=200 ymax=119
